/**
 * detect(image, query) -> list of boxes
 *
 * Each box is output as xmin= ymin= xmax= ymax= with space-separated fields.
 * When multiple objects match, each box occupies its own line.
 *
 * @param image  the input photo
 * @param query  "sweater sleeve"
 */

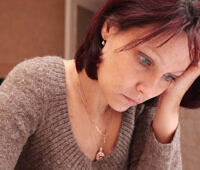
xmin=128 ymin=106 xmax=182 ymax=170
xmin=0 ymin=57 xmax=45 ymax=170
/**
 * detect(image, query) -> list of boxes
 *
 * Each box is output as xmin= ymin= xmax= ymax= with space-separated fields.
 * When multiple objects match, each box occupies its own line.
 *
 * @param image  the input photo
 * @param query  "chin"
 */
xmin=113 ymin=106 xmax=128 ymax=113
xmin=108 ymin=100 xmax=132 ymax=113
xmin=106 ymin=93 xmax=136 ymax=112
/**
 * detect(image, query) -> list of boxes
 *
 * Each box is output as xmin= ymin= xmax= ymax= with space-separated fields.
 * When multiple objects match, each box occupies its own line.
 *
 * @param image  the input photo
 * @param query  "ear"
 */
xmin=101 ymin=18 xmax=119 ymax=41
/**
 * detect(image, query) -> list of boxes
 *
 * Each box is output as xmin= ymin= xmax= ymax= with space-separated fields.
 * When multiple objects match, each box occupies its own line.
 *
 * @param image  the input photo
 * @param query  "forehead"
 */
xmin=145 ymin=32 xmax=190 ymax=65
xmin=125 ymin=25 xmax=192 ymax=69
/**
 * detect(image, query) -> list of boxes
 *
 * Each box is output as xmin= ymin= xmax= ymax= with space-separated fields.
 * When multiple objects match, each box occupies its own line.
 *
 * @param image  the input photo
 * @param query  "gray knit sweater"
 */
xmin=0 ymin=56 xmax=182 ymax=170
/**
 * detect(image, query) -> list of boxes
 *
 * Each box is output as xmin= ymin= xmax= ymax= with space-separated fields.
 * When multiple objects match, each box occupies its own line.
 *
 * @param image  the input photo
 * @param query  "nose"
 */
xmin=136 ymin=74 xmax=165 ymax=100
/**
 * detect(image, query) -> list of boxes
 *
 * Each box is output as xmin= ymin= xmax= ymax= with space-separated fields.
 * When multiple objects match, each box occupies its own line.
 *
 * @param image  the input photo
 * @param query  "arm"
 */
xmin=0 ymin=57 xmax=45 ymax=169
xmin=129 ymin=59 xmax=200 ymax=170
xmin=128 ymin=105 xmax=182 ymax=170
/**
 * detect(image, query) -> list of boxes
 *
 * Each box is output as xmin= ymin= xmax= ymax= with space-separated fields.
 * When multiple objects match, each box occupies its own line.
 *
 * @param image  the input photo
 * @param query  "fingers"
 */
xmin=173 ymin=63 xmax=200 ymax=98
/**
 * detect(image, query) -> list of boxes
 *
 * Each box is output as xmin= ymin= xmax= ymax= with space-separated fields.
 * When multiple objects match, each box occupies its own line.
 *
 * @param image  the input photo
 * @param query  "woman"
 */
xmin=0 ymin=0 xmax=200 ymax=169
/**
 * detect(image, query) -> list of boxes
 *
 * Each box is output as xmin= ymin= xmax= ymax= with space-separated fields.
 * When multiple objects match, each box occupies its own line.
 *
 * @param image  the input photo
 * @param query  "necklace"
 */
xmin=93 ymin=109 xmax=113 ymax=160
xmin=76 ymin=72 xmax=113 ymax=161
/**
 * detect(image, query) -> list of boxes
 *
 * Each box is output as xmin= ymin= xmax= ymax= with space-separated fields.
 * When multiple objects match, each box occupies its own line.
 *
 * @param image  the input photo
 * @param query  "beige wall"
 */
xmin=180 ymin=107 xmax=200 ymax=170
xmin=0 ymin=0 xmax=65 ymax=78
xmin=77 ymin=5 xmax=94 ymax=50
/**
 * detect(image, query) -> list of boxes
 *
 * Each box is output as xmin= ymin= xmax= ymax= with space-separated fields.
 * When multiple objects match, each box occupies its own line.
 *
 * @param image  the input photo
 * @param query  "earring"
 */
xmin=102 ymin=40 xmax=106 ymax=46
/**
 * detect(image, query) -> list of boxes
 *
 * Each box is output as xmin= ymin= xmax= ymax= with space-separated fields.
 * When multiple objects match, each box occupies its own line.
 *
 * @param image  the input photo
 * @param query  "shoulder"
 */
xmin=0 ymin=56 xmax=65 ymax=132
xmin=3 ymin=56 xmax=63 ymax=86
xmin=0 ymin=56 xmax=64 ymax=135
xmin=8 ymin=56 xmax=62 ymax=76
xmin=1 ymin=55 xmax=65 ymax=102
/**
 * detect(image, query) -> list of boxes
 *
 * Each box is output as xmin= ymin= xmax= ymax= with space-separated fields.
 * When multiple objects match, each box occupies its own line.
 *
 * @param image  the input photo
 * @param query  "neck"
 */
xmin=71 ymin=59 xmax=110 ymax=120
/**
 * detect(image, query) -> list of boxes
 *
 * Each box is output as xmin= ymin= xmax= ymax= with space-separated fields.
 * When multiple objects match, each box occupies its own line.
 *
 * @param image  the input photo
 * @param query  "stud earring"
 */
xmin=102 ymin=40 xmax=106 ymax=46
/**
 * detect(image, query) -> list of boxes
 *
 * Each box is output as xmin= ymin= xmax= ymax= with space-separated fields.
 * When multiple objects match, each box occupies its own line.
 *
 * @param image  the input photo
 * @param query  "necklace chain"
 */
xmin=76 ymin=72 xmax=113 ymax=160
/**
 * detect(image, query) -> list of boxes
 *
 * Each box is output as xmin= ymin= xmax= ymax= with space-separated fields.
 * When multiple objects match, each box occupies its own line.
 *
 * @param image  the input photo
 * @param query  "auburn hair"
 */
xmin=74 ymin=0 xmax=200 ymax=108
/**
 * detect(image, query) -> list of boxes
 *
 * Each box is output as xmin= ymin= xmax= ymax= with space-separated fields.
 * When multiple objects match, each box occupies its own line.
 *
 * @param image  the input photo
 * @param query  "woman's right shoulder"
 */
xmin=9 ymin=56 xmax=61 ymax=75
xmin=2 ymin=56 xmax=62 ymax=85
xmin=0 ymin=56 xmax=63 ymax=138
xmin=0 ymin=55 xmax=64 ymax=130
xmin=0 ymin=55 xmax=64 ymax=104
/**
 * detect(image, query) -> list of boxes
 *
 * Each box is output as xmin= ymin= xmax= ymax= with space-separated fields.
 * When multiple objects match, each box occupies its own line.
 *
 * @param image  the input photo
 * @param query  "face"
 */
xmin=97 ymin=22 xmax=191 ymax=112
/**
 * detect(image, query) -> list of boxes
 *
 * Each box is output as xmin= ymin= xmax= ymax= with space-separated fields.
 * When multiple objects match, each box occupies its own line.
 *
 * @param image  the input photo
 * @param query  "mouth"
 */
xmin=123 ymin=95 xmax=140 ymax=105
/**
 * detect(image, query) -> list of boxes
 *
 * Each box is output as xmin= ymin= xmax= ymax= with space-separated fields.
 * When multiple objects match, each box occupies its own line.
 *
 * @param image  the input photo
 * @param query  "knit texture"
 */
xmin=0 ymin=56 xmax=182 ymax=170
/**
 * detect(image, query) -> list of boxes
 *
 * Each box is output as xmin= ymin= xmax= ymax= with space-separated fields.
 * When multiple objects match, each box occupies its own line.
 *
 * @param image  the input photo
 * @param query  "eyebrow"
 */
xmin=140 ymin=46 xmax=186 ymax=75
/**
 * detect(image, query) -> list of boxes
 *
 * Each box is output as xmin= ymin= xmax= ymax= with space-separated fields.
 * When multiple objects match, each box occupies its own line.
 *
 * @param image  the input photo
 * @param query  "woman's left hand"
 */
xmin=159 ymin=61 xmax=200 ymax=109
xmin=152 ymin=61 xmax=200 ymax=144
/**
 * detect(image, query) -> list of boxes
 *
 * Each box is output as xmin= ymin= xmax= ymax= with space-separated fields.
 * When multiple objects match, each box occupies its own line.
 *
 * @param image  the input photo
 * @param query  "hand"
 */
xmin=158 ymin=61 xmax=200 ymax=109
xmin=152 ymin=61 xmax=200 ymax=144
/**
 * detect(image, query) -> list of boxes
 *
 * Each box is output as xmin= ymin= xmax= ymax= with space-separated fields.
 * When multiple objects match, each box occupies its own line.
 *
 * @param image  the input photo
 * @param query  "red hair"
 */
xmin=74 ymin=0 xmax=200 ymax=108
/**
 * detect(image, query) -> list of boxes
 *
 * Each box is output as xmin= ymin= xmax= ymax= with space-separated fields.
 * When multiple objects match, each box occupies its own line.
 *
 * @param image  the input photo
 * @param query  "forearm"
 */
xmin=152 ymin=104 xmax=180 ymax=144
xmin=129 ymin=105 xmax=182 ymax=170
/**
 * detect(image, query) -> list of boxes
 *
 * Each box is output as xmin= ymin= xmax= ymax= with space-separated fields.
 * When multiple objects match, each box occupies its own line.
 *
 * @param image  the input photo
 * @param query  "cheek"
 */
xmin=97 ymin=62 xmax=119 ymax=94
xmin=98 ymin=54 xmax=126 ymax=83
xmin=97 ymin=61 xmax=131 ymax=98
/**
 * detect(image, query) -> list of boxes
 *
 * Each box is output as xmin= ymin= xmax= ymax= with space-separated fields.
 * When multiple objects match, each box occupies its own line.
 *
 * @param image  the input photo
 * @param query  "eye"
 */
xmin=139 ymin=55 xmax=152 ymax=66
xmin=139 ymin=52 xmax=176 ymax=82
xmin=164 ymin=74 xmax=176 ymax=82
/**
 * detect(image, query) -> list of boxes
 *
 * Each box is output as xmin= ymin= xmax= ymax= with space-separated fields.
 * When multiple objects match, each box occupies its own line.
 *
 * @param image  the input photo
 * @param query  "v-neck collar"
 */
xmin=57 ymin=58 xmax=137 ymax=168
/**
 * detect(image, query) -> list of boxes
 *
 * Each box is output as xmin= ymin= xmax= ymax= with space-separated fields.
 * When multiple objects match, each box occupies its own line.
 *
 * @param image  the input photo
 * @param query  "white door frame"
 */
xmin=65 ymin=0 xmax=103 ymax=59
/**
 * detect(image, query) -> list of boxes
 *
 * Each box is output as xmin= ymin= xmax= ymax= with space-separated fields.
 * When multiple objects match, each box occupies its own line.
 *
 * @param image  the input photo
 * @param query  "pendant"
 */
xmin=95 ymin=147 xmax=105 ymax=160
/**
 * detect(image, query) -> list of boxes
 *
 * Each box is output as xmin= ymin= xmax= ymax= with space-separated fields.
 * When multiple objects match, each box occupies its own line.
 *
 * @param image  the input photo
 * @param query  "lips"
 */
xmin=123 ymin=95 xmax=139 ymax=105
